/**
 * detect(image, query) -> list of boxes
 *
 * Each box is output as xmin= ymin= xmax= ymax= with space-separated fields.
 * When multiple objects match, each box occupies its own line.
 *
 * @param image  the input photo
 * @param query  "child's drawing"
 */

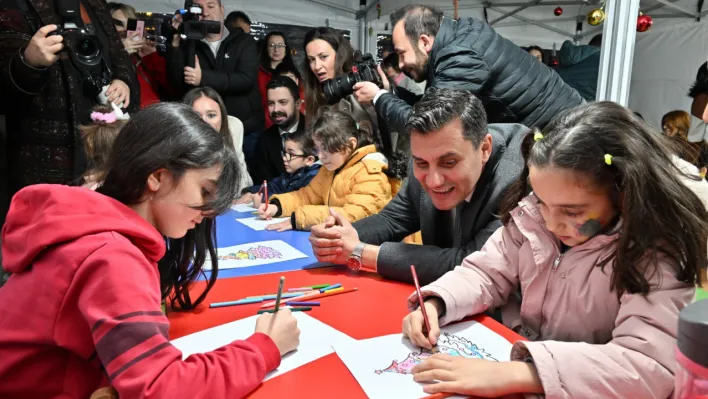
xmin=218 ymin=245 xmax=283 ymax=261
xmin=374 ymin=332 xmax=498 ymax=375
xmin=207 ymin=240 xmax=308 ymax=270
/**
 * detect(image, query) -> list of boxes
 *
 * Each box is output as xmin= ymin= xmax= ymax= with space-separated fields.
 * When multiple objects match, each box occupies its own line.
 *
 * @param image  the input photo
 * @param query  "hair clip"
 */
xmin=355 ymin=122 xmax=360 ymax=130
xmin=91 ymin=111 xmax=117 ymax=124
xmin=533 ymin=132 xmax=543 ymax=142
xmin=604 ymin=154 xmax=613 ymax=165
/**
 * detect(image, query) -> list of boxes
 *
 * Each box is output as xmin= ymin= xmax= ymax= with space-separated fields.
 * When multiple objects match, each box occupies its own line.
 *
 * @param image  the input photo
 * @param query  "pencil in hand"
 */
xmin=274 ymin=276 xmax=285 ymax=312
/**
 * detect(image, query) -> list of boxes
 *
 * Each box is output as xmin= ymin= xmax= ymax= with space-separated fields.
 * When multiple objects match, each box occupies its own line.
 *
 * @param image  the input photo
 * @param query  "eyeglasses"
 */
xmin=269 ymin=43 xmax=286 ymax=50
xmin=281 ymin=151 xmax=307 ymax=161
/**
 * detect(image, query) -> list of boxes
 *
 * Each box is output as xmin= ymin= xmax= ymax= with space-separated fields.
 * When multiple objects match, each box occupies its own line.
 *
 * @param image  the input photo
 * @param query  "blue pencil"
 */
xmin=209 ymin=297 xmax=263 ymax=308
xmin=320 ymin=283 xmax=341 ymax=293
xmin=285 ymin=301 xmax=320 ymax=306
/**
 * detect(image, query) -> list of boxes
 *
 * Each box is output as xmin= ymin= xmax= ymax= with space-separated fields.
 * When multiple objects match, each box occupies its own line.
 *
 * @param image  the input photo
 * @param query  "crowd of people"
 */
xmin=0 ymin=2 xmax=707 ymax=399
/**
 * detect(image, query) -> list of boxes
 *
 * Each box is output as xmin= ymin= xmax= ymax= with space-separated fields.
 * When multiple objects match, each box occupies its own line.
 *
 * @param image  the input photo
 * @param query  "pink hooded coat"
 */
xmin=412 ymin=195 xmax=695 ymax=399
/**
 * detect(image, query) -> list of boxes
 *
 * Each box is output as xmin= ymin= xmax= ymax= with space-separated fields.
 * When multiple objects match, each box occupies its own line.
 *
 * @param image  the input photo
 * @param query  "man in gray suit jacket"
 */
xmin=309 ymin=88 xmax=528 ymax=285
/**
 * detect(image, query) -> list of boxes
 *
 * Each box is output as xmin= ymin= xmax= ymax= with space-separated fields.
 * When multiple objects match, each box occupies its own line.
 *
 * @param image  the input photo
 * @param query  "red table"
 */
xmin=168 ymin=267 xmax=525 ymax=399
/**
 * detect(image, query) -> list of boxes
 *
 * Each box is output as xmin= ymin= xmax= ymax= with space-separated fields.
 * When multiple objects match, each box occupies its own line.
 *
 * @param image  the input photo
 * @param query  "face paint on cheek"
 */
xmin=576 ymin=218 xmax=603 ymax=237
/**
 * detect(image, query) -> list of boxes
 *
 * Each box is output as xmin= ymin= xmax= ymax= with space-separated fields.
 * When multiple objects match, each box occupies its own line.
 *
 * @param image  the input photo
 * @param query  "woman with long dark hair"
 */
xmin=258 ymin=31 xmax=297 ymax=128
xmin=0 ymin=103 xmax=300 ymax=398
xmin=183 ymin=87 xmax=253 ymax=192
xmin=303 ymin=27 xmax=406 ymax=181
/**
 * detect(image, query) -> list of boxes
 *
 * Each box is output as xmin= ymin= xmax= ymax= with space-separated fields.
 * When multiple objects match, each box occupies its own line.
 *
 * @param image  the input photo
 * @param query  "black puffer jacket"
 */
xmin=167 ymin=27 xmax=263 ymax=134
xmin=376 ymin=17 xmax=584 ymax=131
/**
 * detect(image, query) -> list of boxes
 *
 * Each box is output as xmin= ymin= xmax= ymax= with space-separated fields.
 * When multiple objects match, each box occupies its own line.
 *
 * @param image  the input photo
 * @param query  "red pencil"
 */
xmin=260 ymin=287 xmax=358 ymax=308
xmin=410 ymin=265 xmax=432 ymax=335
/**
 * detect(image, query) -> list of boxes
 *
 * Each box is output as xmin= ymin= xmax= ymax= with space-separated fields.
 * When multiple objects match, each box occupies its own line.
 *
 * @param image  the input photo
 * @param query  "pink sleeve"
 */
xmin=510 ymin=262 xmax=695 ymax=399
xmin=409 ymin=223 xmax=523 ymax=325
xmin=74 ymin=241 xmax=281 ymax=399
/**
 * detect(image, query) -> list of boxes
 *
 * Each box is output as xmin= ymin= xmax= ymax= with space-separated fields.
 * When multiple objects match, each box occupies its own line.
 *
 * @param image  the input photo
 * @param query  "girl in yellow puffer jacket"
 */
xmin=257 ymin=107 xmax=392 ymax=231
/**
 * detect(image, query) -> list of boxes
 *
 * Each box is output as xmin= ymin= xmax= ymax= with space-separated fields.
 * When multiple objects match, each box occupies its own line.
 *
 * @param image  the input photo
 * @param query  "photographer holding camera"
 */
xmin=166 ymin=0 xmax=263 ymax=144
xmin=353 ymin=5 xmax=584 ymax=133
xmin=303 ymin=27 xmax=405 ymax=181
xmin=0 ymin=0 xmax=138 ymax=200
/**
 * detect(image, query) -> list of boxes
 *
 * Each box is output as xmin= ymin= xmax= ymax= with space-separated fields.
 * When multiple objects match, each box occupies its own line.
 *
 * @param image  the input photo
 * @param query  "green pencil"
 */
xmin=274 ymin=276 xmax=285 ymax=312
xmin=310 ymin=284 xmax=330 ymax=289
xmin=258 ymin=307 xmax=312 ymax=314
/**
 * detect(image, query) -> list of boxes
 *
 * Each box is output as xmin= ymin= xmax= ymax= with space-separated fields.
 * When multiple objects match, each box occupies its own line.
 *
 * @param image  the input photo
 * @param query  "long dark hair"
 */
xmin=500 ymin=101 xmax=708 ymax=296
xmin=303 ymin=27 xmax=355 ymax=125
xmin=260 ymin=31 xmax=293 ymax=71
xmin=97 ymin=103 xmax=241 ymax=310
xmin=182 ymin=87 xmax=235 ymax=151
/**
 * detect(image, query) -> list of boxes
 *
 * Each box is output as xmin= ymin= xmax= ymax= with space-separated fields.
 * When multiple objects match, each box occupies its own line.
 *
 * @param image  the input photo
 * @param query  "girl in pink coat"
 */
xmin=402 ymin=101 xmax=708 ymax=399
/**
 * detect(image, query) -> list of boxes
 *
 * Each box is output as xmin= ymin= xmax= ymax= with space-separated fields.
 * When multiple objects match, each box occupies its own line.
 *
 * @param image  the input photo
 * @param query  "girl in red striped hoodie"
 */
xmin=0 ymin=103 xmax=300 ymax=398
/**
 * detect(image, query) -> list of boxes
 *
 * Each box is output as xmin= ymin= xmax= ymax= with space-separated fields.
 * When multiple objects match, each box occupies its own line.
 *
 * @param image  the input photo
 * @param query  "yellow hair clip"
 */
xmin=533 ymin=132 xmax=544 ymax=142
xmin=604 ymin=154 xmax=613 ymax=165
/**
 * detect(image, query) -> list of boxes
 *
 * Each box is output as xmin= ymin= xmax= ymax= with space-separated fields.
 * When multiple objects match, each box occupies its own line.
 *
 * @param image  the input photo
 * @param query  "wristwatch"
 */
xmin=347 ymin=242 xmax=367 ymax=272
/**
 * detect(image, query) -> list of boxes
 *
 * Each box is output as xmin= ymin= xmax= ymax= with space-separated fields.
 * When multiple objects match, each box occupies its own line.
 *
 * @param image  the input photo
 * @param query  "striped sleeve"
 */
xmin=73 ymin=241 xmax=281 ymax=399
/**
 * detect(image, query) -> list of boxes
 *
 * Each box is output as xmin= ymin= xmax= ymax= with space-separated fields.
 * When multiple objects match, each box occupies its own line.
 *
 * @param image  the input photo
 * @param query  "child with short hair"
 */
xmin=236 ymin=129 xmax=321 ymax=208
xmin=402 ymin=101 xmax=708 ymax=399
xmin=79 ymin=105 xmax=127 ymax=190
xmin=0 ymin=103 xmax=300 ymax=398
xmin=257 ymin=107 xmax=392 ymax=231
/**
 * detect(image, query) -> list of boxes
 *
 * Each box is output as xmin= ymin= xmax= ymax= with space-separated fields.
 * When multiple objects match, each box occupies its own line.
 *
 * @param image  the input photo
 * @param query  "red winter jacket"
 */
xmin=134 ymin=52 xmax=177 ymax=108
xmin=0 ymin=185 xmax=280 ymax=398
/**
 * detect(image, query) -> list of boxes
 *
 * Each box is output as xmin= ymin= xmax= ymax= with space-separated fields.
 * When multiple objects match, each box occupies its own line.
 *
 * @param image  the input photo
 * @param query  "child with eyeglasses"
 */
xmin=236 ymin=130 xmax=321 ymax=208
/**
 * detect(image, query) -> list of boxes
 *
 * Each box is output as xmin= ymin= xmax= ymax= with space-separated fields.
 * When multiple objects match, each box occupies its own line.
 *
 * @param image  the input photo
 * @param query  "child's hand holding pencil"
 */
xmin=257 ymin=203 xmax=278 ymax=220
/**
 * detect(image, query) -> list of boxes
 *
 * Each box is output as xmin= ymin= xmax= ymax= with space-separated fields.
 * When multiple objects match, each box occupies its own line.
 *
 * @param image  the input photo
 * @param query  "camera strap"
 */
xmin=14 ymin=0 xmax=39 ymax=33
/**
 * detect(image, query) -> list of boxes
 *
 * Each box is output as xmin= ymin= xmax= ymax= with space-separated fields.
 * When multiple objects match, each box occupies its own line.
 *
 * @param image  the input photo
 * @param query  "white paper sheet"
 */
xmin=230 ymin=203 xmax=258 ymax=213
xmin=334 ymin=320 xmax=513 ymax=399
xmin=171 ymin=312 xmax=354 ymax=381
xmin=207 ymin=240 xmax=308 ymax=270
xmin=236 ymin=216 xmax=290 ymax=231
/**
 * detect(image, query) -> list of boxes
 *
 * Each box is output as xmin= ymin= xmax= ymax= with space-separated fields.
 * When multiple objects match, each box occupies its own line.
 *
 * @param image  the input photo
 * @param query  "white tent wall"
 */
xmin=628 ymin=20 xmax=708 ymax=129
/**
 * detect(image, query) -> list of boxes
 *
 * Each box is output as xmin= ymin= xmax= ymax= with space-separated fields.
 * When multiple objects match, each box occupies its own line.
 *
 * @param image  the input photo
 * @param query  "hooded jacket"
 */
xmin=412 ymin=195 xmax=695 ymax=399
xmin=270 ymin=144 xmax=392 ymax=230
xmin=0 ymin=185 xmax=280 ymax=399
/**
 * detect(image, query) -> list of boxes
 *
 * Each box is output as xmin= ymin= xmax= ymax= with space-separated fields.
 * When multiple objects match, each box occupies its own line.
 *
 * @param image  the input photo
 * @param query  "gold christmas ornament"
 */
xmin=587 ymin=8 xmax=605 ymax=26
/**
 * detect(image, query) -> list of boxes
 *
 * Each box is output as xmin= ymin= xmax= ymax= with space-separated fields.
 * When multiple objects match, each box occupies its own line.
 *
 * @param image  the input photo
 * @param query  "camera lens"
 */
xmin=323 ymin=73 xmax=356 ymax=103
xmin=76 ymin=37 xmax=100 ymax=61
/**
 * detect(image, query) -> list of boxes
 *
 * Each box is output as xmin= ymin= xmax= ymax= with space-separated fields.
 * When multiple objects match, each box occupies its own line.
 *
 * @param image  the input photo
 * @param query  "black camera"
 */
xmin=323 ymin=53 xmax=382 ymax=103
xmin=49 ymin=0 xmax=110 ymax=98
xmin=175 ymin=3 xmax=220 ymax=40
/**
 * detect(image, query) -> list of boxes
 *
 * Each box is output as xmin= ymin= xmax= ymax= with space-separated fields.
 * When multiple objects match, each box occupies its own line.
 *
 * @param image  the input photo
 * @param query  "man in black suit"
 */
xmin=250 ymin=76 xmax=305 ymax=183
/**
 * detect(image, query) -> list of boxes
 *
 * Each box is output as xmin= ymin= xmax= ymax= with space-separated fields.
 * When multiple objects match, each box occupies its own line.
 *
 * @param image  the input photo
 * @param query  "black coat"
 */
xmin=167 ymin=27 xmax=264 ymax=134
xmin=376 ymin=17 xmax=584 ymax=132
xmin=353 ymin=123 xmax=528 ymax=285
xmin=250 ymin=115 xmax=306 ymax=184
xmin=0 ymin=0 xmax=139 ymax=198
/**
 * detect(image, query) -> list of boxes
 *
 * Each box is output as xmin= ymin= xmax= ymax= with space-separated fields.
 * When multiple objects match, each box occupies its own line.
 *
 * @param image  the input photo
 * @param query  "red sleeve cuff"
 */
xmin=246 ymin=333 xmax=281 ymax=373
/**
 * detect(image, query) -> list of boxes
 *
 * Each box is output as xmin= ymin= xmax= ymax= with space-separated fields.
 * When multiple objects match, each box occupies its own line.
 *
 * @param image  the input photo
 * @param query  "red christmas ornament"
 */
xmin=554 ymin=6 xmax=563 ymax=16
xmin=636 ymin=14 xmax=653 ymax=32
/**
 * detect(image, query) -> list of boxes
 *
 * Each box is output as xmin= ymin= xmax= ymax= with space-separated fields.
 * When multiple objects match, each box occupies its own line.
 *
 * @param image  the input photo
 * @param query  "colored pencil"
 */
xmin=287 ymin=287 xmax=312 ymax=292
xmin=246 ymin=292 xmax=303 ymax=300
xmin=419 ymin=394 xmax=455 ymax=399
xmin=310 ymin=284 xmax=330 ymax=289
xmin=209 ymin=297 xmax=263 ymax=308
xmin=274 ymin=276 xmax=285 ymax=312
xmin=260 ymin=287 xmax=357 ymax=308
xmin=320 ymin=283 xmax=341 ymax=292
xmin=258 ymin=306 xmax=311 ymax=314
xmin=411 ymin=265 xmax=432 ymax=336
xmin=285 ymin=301 xmax=320 ymax=306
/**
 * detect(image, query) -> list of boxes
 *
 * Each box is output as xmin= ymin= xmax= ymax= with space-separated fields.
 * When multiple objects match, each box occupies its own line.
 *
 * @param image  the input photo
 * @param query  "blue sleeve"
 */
xmin=266 ymin=175 xmax=288 ymax=196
